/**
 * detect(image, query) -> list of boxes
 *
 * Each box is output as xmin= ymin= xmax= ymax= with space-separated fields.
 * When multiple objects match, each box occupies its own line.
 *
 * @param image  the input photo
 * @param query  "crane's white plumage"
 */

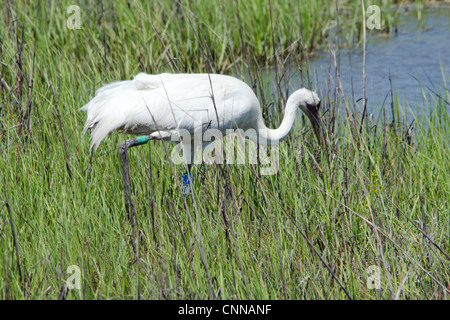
xmin=81 ymin=72 xmax=321 ymax=153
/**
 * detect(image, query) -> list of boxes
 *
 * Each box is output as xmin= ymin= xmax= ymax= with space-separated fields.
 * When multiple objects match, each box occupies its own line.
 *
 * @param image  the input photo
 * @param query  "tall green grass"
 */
xmin=1 ymin=0 xmax=448 ymax=299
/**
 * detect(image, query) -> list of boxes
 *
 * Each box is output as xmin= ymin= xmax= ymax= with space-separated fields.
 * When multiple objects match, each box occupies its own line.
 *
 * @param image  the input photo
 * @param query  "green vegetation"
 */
xmin=0 ymin=0 xmax=448 ymax=299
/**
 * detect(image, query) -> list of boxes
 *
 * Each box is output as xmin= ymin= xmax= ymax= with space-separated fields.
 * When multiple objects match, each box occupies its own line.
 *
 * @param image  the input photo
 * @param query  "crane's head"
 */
xmin=294 ymin=88 xmax=323 ymax=147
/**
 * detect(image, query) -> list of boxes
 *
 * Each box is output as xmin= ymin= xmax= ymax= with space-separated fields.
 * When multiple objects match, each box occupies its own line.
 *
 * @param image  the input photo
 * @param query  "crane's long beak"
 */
xmin=311 ymin=115 xmax=323 ymax=146
xmin=306 ymin=101 xmax=325 ymax=148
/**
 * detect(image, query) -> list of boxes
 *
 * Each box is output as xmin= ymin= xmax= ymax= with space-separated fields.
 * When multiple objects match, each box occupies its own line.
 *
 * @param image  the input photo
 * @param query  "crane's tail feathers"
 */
xmin=80 ymin=73 xmax=162 ymax=151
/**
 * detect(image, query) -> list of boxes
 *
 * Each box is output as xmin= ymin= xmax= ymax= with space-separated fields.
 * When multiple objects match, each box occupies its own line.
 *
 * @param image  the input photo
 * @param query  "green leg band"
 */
xmin=136 ymin=135 xmax=150 ymax=145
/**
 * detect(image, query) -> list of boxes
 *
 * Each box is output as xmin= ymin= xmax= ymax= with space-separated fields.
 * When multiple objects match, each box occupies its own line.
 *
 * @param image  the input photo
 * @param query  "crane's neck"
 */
xmin=253 ymin=96 xmax=299 ymax=145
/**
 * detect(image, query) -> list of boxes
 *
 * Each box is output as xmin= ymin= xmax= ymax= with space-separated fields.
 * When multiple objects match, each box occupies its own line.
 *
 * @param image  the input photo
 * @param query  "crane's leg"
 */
xmin=120 ymin=135 xmax=195 ymax=207
xmin=181 ymin=141 xmax=194 ymax=195
xmin=182 ymin=169 xmax=193 ymax=195
xmin=120 ymin=135 xmax=150 ymax=216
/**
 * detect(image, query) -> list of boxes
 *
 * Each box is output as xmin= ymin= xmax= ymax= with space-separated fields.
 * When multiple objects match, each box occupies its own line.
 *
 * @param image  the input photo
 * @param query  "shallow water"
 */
xmin=263 ymin=7 xmax=450 ymax=123
xmin=313 ymin=7 xmax=449 ymax=121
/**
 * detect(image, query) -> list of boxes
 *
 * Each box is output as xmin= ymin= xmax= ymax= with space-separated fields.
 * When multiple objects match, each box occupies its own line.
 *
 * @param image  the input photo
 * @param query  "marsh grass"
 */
xmin=0 ymin=0 xmax=449 ymax=299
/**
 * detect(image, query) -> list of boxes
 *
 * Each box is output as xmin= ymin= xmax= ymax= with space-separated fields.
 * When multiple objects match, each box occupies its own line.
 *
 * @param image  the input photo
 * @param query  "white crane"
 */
xmin=81 ymin=73 xmax=323 ymax=211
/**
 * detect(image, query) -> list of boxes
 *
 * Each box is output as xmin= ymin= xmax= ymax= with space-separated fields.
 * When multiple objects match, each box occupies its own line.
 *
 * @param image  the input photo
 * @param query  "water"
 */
xmin=258 ymin=7 xmax=450 ymax=123
xmin=309 ymin=7 xmax=450 ymax=121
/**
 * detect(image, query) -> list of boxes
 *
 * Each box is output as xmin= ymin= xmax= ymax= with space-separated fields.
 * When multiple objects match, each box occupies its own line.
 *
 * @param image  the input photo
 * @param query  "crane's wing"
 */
xmin=81 ymin=73 xmax=259 ymax=151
